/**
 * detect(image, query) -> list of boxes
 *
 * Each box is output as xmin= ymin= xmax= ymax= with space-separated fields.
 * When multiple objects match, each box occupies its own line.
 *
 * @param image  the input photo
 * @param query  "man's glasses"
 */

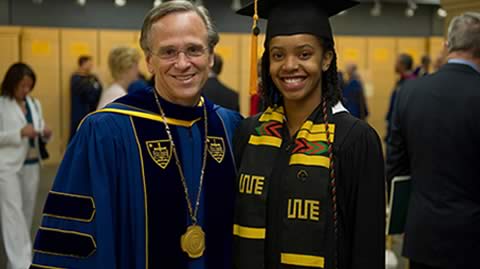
xmin=151 ymin=45 xmax=209 ymax=61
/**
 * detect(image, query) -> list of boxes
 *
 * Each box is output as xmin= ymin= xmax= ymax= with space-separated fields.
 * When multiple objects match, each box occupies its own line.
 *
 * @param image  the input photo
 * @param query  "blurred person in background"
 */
xmin=97 ymin=46 xmax=141 ymax=109
xmin=70 ymin=55 xmax=102 ymax=141
xmin=385 ymin=53 xmax=416 ymax=142
xmin=202 ymin=53 xmax=240 ymax=111
xmin=342 ymin=63 xmax=368 ymax=120
xmin=413 ymin=55 xmax=431 ymax=77
xmin=0 ymin=62 xmax=52 ymax=269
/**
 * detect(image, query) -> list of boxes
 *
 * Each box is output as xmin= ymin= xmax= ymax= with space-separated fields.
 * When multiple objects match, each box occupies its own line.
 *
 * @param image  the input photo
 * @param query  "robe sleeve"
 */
xmin=337 ymin=122 xmax=385 ymax=269
xmin=31 ymin=113 xmax=127 ymax=269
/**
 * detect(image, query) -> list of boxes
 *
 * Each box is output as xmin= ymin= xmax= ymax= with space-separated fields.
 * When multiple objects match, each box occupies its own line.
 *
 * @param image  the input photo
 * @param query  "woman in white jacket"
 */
xmin=0 ymin=62 xmax=52 ymax=269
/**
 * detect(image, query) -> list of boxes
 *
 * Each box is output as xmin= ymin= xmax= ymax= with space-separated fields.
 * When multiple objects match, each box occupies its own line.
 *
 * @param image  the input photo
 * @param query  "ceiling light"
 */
xmin=153 ymin=0 xmax=162 ymax=7
xmin=437 ymin=8 xmax=447 ymax=18
xmin=370 ymin=0 xmax=381 ymax=17
xmin=77 ymin=0 xmax=86 ymax=6
xmin=114 ymin=0 xmax=126 ymax=7
xmin=405 ymin=0 xmax=417 ymax=17
xmin=231 ymin=0 xmax=242 ymax=11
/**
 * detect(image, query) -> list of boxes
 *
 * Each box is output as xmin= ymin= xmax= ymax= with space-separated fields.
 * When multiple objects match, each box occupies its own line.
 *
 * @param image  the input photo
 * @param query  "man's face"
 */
xmin=82 ymin=59 xmax=93 ymax=74
xmin=146 ymin=11 xmax=213 ymax=107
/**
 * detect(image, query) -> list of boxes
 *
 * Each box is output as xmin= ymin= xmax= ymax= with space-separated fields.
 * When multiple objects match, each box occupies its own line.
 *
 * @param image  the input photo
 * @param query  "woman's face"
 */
xmin=269 ymin=34 xmax=332 ymax=106
xmin=14 ymin=75 xmax=34 ymax=101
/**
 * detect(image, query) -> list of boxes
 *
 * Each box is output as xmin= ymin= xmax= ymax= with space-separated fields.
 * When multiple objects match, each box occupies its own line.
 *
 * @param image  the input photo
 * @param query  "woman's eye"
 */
xmin=299 ymin=52 xmax=312 ymax=60
xmin=271 ymin=52 xmax=284 ymax=61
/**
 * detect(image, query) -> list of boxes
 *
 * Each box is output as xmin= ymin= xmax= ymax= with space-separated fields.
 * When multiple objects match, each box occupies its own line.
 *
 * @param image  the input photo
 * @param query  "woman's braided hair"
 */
xmin=260 ymin=37 xmax=342 ymax=108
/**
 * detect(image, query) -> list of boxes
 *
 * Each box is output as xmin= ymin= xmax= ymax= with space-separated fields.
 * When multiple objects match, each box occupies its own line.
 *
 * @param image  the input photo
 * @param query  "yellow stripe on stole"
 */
xmin=281 ymin=253 xmax=325 ymax=268
xmin=259 ymin=107 xmax=284 ymax=123
xmin=248 ymin=135 xmax=282 ymax=147
xmin=233 ymin=224 xmax=266 ymax=239
xmin=289 ymin=154 xmax=330 ymax=168
xmin=296 ymin=130 xmax=334 ymax=143
xmin=300 ymin=121 xmax=335 ymax=133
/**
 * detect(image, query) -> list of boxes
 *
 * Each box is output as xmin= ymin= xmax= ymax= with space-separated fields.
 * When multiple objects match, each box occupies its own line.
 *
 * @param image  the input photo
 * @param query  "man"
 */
xmin=387 ymin=12 xmax=480 ymax=269
xmin=69 ymin=55 xmax=102 ymax=141
xmin=202 ymin=53 xmax=240 ymax=111
xmin=342 ymin=63 xmax=368 ymax=120
xmin=385 ymin=53 xmax=416 ymax=142
xmin=413 ymin=55 xmax=431 ymax=77
xmin=31 ymin=1 xmax=242 ymax=268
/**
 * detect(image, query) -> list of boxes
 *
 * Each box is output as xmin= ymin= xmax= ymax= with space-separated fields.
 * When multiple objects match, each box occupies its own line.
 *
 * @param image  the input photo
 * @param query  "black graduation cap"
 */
xmin=237 ymin=0 xmax=358 ymax=41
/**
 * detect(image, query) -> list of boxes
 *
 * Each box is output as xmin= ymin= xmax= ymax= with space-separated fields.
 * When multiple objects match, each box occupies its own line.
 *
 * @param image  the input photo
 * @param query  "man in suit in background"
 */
xmin=386 ymin=12 xmax=480 ymax=269
xmin=203 ymin=53 xmax=239 ymax=111
xmin=69 ymin=55 xmax=102 ymax=141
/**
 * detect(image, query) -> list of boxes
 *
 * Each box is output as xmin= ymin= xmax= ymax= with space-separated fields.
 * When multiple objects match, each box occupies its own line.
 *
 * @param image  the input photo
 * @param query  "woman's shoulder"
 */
xmin=333 ymin=112 xmax=381 ymax=150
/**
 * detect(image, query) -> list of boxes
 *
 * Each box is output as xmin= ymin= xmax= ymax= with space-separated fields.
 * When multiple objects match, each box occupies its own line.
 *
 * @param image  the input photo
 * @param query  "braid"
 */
xmin=321 ymin=39 xmax=340 ymax=269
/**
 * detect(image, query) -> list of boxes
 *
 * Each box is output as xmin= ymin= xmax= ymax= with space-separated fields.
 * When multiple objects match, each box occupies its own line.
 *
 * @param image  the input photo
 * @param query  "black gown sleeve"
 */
xmin=232 ymin=115 xmax=260 ymax=169
xmin=336 ymin=119 xmax=386 ymax=269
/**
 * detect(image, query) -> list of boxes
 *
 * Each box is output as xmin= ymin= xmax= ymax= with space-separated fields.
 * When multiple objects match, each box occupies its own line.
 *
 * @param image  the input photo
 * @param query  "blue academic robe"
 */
xmin=31 ymin=87 xmax=242 ymax=269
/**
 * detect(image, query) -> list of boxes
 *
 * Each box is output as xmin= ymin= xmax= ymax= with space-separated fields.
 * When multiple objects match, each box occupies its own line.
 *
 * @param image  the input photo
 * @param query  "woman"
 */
xmin=233 ymin=0 xmax=385 ymax=268
xmin=0 ymin=62 xmax=52 ymax=269
xmin=97 ymin=46 xmax=140 ymax=109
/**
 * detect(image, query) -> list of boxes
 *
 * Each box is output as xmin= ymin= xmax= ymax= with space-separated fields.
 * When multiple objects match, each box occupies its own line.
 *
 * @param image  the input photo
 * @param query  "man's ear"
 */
xmin=146 ymin=54 xmax=154 ymax=74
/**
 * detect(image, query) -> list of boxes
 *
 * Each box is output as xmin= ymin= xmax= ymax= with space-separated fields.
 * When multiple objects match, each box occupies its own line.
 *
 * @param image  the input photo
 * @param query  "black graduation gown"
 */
xmin=233 ymin=108 xmax=385 ymax=269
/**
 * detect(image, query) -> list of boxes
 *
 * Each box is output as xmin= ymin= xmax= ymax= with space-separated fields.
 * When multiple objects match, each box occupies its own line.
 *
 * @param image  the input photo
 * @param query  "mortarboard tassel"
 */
xmin=249 ymin=0 xmax=261 ymax=115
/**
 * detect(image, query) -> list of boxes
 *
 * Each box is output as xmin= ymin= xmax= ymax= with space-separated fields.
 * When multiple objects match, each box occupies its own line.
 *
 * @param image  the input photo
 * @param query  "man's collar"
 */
xmin=448 ymin=58 xmax=480 ymax=74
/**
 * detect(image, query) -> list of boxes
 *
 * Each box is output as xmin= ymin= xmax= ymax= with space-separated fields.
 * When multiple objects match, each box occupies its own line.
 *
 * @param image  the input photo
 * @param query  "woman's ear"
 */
xmin=322 ymin=50 xmax=334 ymax=71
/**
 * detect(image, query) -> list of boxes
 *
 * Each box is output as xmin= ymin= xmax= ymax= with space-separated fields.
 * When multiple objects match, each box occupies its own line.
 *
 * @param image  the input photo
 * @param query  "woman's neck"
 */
xmin=284 ymin=98 xmax=321 ymax=137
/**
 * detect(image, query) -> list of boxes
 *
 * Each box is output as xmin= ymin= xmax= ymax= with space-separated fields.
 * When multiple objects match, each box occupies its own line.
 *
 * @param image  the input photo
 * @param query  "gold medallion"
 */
xmin=180 ymin=225 xmax=205 ymax=258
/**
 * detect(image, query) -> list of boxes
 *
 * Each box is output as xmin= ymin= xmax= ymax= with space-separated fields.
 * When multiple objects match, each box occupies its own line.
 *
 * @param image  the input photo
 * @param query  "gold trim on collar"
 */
xmin=96 ymin=108 xmax=201 ymax=127
xmin=281 ymin=253 xmax=325 ymax=268
xmin=233 ymin=224 xmax=266 ymax=239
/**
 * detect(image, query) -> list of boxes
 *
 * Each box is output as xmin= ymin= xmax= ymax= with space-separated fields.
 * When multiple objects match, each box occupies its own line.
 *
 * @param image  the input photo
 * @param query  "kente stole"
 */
xmin=234 ymin=105 xmax=336 ymax=269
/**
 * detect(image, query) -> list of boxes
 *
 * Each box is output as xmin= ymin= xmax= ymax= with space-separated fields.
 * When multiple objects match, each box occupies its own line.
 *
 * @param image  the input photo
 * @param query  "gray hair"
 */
xmin=139 ymin=0 xmax=219 ymax=55
xmin=447 ymin=12 xmax=480 ymax=58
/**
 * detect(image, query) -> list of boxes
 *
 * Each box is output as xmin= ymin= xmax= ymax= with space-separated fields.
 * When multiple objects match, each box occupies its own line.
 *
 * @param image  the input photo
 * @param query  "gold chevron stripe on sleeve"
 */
xmin=289 ymin=154 xmax=330 ymax=168
xmin=233 ymin=224 xmax=266 ymax=239
xmin=248 ymin=135 xmax=282 ymax=147
xmin=281 ymin=253 xmax=325 ymax=268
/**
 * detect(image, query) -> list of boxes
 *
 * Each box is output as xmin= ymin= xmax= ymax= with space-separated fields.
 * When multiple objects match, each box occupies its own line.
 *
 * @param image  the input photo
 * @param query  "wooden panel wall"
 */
xmin=0 ymin=27 xmax=21 ymax=81
xmin=21 ymin=27 xmax=61 ymax=165
xmin=216 ymin=33 xmax=242 ymax=95
xmin=366 ymin=37 xmax=397 ymax=140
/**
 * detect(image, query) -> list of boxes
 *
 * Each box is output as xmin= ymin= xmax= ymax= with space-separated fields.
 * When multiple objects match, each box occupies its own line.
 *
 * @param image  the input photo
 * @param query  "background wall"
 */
xmin=1 ymin=0 xmax=444 ymax=36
